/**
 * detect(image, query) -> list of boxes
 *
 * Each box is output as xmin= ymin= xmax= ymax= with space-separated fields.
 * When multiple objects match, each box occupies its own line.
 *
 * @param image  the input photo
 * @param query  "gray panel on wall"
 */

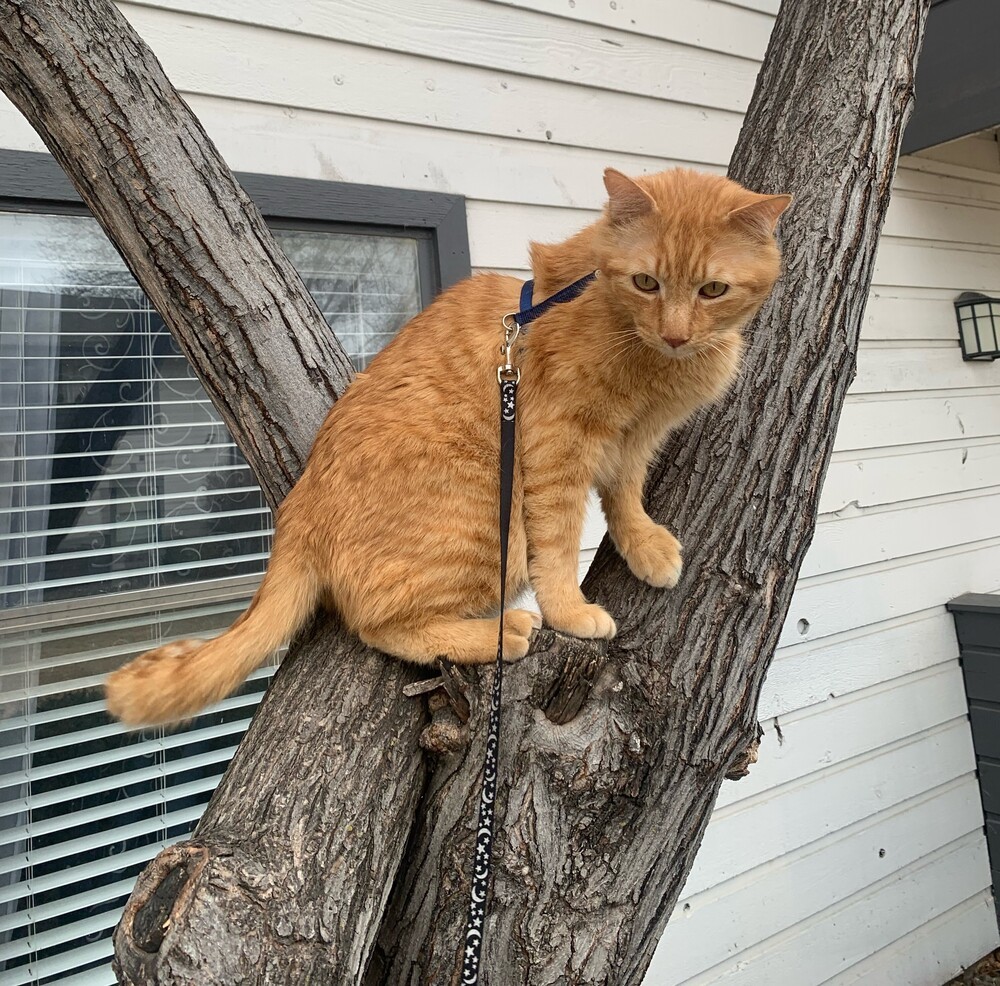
xmin=948 ymin=592 xmax=1000 ymax=930
xmin=903 ymin=0 xmax=1000 ymax=154
xmin=980 ymin=761 xmax=1000 ymax=816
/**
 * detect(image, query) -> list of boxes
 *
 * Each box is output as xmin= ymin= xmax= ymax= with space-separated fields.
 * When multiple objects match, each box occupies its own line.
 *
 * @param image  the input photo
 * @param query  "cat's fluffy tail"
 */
xmin=105 ymin=536 xmax=318 ymax=727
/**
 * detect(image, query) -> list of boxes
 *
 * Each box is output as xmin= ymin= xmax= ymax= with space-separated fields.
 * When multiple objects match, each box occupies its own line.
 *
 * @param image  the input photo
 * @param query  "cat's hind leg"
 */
xmin=359 ymin=609 xmax=540 ymax=666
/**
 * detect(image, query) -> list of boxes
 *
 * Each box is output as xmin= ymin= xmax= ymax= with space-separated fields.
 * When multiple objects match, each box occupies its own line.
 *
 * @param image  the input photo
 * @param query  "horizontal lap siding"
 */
xmin=1 ymin=1 xmax=997 ymax=984
xmin=823 ymin=890 xmax=998 ymax=986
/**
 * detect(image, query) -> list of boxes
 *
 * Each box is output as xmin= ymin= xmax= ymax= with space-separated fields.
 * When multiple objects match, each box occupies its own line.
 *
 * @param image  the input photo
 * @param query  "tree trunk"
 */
xmin=0 ymin=0 xmax=930 ymax=983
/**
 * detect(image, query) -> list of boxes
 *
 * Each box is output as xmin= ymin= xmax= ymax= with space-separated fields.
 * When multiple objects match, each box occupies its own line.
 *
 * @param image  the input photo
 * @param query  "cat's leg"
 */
xmin=359 ymin=609 xmax=541 ymax=666
xmin=597 ymin=432 xmax=682 ymax=588
xmin=523 ymin=451 xmax=617 ymax=639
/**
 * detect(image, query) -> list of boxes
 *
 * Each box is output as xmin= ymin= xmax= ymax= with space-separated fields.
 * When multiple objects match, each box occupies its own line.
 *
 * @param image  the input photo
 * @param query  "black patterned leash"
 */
xmin=461 ymin=270 xmax=598 ymax=984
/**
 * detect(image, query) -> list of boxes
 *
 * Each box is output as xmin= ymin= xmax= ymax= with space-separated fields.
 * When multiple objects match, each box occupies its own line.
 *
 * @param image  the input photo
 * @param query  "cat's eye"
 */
xmin=699 ymin=281 xmax=729 ymax=298
xmin=632 ymin=273 xmax=659 ymax=292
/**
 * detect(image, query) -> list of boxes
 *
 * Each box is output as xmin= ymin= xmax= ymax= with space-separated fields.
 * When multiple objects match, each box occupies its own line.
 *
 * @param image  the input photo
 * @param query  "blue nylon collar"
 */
xmin=515 ymin=270 xmax=598 ymax=328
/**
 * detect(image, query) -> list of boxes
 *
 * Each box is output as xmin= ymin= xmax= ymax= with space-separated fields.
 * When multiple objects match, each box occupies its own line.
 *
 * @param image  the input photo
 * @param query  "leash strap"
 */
xmin=461 ymin=270 xmax=597 ymax=984
xmin=462 ymin=374 xmax=516 ymax=986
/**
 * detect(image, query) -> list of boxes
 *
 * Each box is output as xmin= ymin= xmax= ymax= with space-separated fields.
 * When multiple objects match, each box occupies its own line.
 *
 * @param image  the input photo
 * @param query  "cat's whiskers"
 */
xmin=594 ymin=329 xmax=640 ymax=368
xmin=596 ymin=334 xmax=646 ymax=385
xmin=694 ymin=336 xmax=747 ymax=371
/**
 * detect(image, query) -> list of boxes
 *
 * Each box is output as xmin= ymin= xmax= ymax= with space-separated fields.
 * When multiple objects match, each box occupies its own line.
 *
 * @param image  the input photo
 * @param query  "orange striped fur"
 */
xmin=105 ymin=168 xmax=789 ymax=726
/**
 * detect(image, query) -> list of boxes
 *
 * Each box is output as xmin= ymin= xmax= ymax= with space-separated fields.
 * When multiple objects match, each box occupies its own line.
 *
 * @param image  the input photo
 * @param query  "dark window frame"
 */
xmin=0 ymin=151 xmax=474 ymax=984
xmin=0 ymin=148 xmax=472 ymax=298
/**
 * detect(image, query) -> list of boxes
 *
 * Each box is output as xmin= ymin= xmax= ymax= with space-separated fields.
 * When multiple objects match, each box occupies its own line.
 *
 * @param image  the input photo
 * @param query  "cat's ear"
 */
xmin=603 ymin=168 xmax=657 ymax=225
xmin=727 ymin=193 xmax=793 ymax=239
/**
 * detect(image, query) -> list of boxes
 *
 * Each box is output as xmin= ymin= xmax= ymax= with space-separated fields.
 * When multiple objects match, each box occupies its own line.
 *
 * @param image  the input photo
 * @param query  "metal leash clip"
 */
xmin=497 ymin=313 xmax=521 ymax=384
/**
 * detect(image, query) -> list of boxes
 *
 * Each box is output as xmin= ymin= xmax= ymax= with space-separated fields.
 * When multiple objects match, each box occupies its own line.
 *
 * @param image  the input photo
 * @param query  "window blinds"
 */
xmin=0 ymin=212 xmax=423 ymax=984
xmin=0 ymin=587 xmax=273 ymax=986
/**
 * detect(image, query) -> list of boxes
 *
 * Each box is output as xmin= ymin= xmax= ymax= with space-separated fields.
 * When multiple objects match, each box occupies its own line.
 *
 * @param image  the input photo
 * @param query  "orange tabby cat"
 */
xmin=105 ymin=168 xmax=790 ymax=726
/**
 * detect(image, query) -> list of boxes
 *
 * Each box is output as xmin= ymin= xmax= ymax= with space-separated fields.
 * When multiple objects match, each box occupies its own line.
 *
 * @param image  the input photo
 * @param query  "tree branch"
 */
xmin=113 ymin=621 xmax=431 ymax=985
xmin=0 ymin=0 xmax=354 ymax=507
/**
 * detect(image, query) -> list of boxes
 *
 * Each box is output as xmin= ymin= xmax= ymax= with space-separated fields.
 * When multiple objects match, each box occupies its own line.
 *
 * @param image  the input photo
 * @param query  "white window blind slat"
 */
xmin=0 ymin=803 xmax=205 ymax=885
xmin=5 ymin=551 xmax=271 ymax=600
xmin=1 ymin=594 xmax=251 ymax=646
xmin=39 ymin=963 xmax=117 ymax=986
xmin=0 ymin=396 xmax=224 ymax=414
xmin=42 ymin=967 xmax=116 ymax=986
xmin=0 ymin=671 xmax=110 ymax=711
xmin=0 ymin=373 xmax=222 ymax=390
xmin=1 ymin=910 xmax=119 ymax=963
xmin=0 ymin=461 xmax=253 ymax=492
xmin=0 ymin=662 xmax=270 ymax=739
xmin=0 ymin=528 xmax=269 ymax=573
xmin=2 ymin=937 xmax=115 ymax=986
xmin=0 ymin=439 xmax=244 ymax=467
xmin=0 ymin=699 xmax=108 ymax=735
xmin=0 ymin=699 xmax=262 ymax=769
xmin=0 ymin=484 xmax=264 ymax=520
xmin=10 ymin=506 xmax=270 ymax=546
xmin=0 ymin=875 xmax=137 ymax=935
xmin=0 ymin=716 xmax=252 ymax=797
xmin=0 ymin=773 xmax=222 ymax=870
xmin=0 ymin=841 xmax=172 ymax=908
xmin=3 ymin=418 xmax=243 ymax=440
xmin=0 ymin=724 xmax=265 ymax=826
xmin=0 ymin=632 xmax=248 ymax=695
xmin=0 ymin=753 xmax=225 ymax=831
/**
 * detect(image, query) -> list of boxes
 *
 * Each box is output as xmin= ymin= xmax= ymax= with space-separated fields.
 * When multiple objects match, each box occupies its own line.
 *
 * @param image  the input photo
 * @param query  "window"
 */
xmin=0 ymin=151 xmax=469 ymax=985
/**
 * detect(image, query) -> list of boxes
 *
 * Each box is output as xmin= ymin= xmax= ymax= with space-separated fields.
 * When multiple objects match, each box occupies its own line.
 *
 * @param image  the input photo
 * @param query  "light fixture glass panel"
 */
xmin=961 ymin=317 xmax=981 ymax=356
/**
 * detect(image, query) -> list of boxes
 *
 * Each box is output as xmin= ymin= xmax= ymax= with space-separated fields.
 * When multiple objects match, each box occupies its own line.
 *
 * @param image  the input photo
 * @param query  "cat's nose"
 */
xmin=661 ymin=334 xmax=689 ymax=349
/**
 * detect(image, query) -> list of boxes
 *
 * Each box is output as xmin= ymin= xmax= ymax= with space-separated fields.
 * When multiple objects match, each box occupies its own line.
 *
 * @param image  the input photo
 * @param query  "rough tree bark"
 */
xmin=0 ymin=0 xmax=930 ymax=983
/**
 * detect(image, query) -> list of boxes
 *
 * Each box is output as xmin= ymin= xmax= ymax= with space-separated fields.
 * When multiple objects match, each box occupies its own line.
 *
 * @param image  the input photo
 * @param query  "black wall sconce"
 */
xmin=955 ymin=292 xmax=1000 ymax=360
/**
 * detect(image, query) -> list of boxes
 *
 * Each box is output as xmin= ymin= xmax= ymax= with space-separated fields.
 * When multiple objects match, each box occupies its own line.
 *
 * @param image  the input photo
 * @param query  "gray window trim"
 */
xmin=0 ymin=148 xmax=471 ymax=294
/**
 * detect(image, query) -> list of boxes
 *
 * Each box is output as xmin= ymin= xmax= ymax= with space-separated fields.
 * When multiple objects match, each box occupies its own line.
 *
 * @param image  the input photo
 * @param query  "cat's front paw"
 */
xmin=546 ymin=603 xmax=617 ymax=640
xmin=624 ymin=525 xmax=683 ymax=588
xmin=501 ymin=609 xmax=543 ymax=661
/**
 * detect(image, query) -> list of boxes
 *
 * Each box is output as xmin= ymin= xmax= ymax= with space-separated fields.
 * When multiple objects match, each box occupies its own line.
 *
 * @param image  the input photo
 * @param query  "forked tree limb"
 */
xmin=0 ymin=0 xmax=930 ymax=983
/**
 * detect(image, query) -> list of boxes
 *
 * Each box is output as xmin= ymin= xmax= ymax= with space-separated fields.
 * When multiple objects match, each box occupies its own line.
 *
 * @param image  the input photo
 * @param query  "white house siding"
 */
xmin=1 ymin=1 xmax=999 ymax=982
xmin=644 ymin=125 xmax=1000 ymax=986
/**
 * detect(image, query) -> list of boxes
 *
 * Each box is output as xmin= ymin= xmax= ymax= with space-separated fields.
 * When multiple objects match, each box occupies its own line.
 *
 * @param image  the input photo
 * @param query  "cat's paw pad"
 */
xmin=626 ymin=526 xmax=683 ymax=588
xmin=501 ymin=609 xmax=540 ymax=661
xmin=547 ymin=603 xmax=617 ymax=640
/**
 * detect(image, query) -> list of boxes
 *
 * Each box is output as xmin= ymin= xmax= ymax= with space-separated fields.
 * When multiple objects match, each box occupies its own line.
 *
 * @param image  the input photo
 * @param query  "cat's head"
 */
xmin=592 ymin=168 xmax=790 ymax=357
